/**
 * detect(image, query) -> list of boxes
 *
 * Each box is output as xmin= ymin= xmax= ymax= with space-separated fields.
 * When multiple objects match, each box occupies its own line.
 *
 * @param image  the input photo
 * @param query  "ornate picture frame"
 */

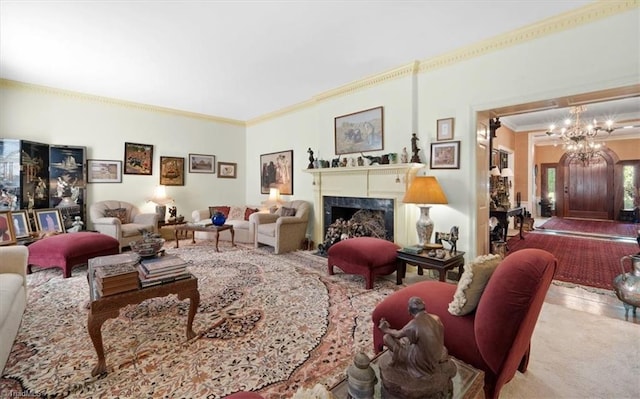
xmin=437 ymin=118 xmax=455 ymax=141
xmin=188 ymin=153 xmax=215 ymax=173
xmin=430 ymin=141 xmax=461 ymax=169
xmin=87 ymin=159 xmax=122 ymax=183
xmin=10 ymin=210 xmax=30 ymax=238
xmin=124 ymin=142 xmax=153 ymax=175
xmin=260 ymin=150 xmax=293 ymax=195
xmin=334 ymin=106 xmax=384 ymax=155
xmin=0 ymin=211 xmax=17 ymax=245
xmin=159 ymin=156 xmax=185 ymax=186
xmin=34 ymin=208 xmax=65 ymax=233
xmin=218 ymin=162 xmax=237 ymax=179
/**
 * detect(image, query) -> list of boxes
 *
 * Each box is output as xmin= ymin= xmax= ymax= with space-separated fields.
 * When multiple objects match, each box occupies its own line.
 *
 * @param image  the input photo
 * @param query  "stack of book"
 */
xmin=93 ymin=254 xmax=140 ymax=297
xmin=138 ymin=255 xmax=190 ymax=287
xmin=402 ymin=245 xmax=424 ymax=254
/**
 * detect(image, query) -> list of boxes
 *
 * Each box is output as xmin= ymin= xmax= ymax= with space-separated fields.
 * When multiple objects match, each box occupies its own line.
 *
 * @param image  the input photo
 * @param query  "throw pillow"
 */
xmin=448 ymin=254 xmax=502 ymax=316
xmin=280 ymin=206 xmax=297 ymax=217
xmin=228 ymin=206 xmax=245 ymax=221
xmin=104 ymin=208 xmax=128 ymax=224
xmin=244 ymin=207 xmax=259 ymax=221
xmin=209 ymin=206 xmax=230 ymax=218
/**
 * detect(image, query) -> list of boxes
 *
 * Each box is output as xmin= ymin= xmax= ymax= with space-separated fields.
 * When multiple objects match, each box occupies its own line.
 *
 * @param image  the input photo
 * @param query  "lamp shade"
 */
xmin=490 ymin=166 xmax=501 ymax=176
xmin=149 ymin=185 xmax=173 ymax=205
xmin=500 ymin=168 xmax=514 ymax=178
xmin=402 ymin=176 xmax=448 ymax=205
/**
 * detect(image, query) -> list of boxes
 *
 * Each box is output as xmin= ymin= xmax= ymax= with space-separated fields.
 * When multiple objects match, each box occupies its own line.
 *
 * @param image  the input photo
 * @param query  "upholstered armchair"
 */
xmin=0 ymin=245 xmax=28 ymax=373
xmin=249 ymin=200 xmax=311 ymax=254
xmin=89 ymin=200 xmax=158 ymax=250
xmin=372 ymin=248 xmax=557 ymax=399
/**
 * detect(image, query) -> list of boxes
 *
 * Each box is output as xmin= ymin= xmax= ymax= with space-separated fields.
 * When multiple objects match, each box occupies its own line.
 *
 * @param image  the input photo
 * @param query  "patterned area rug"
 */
xmin=1 ymin=242 xmax=401 ymax=398
xmin=538 ymin=217 xmax=639 ymax=238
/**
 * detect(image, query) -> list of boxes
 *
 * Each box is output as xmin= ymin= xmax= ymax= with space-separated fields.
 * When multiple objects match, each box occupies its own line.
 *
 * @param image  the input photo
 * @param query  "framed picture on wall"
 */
xmin=34 ymin=208 xmax=65 ymax=234
xmin=87 ymin=159 xmax=122 ymax=183
xmin=10 ymin=210 xmax=30 ymax=238
xmin=0 ymin=211 xmax=17 ymax=246
xmin=334 ymin=106 xmax=384 ymax=155
xmin=260 ymin=150 xmax=293 ymax=195
xmin=218 ymin=162 xmax=237 ymax=178
xmin=188 ymin=154 xmax=215 ymax=173
xmin=159 ymin=156 xmax=185 ymax=186
xmin=430 ymin=141 xmax=460 ymax=169
xmin=124 ymin=142 xmax=153 ymax=175
xmin=437 ymin=118 xmax=455 ymax=141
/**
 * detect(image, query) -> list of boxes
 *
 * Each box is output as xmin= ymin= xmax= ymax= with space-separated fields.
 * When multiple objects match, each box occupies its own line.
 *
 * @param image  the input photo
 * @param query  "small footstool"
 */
xmin=327 ymin=237 xmax=400 ymax=289
xmin=28 ymin=232 xmax=120 ymax=278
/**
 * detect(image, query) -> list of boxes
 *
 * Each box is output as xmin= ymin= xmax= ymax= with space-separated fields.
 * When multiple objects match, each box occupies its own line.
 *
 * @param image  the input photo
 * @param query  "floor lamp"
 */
xmin=403 ymin=176 xmax=449 ymax=247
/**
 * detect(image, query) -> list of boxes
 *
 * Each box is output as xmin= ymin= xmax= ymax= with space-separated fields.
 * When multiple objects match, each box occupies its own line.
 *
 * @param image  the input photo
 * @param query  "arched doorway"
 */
xmin=556 ymin=147 xmax=618 ymax=220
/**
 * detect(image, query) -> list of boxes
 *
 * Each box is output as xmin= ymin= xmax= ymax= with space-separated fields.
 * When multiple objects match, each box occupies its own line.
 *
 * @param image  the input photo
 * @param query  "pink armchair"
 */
xmin=372 ymin=248 xmax=557 ymax=399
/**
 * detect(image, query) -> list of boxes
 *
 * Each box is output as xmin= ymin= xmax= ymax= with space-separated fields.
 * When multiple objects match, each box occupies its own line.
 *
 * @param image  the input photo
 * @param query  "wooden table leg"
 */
xmin=88 ymin=310 xmax=118 ymax=376
xmin=174 ymin=229 xmax=180 ymax=248
xmin=396 ymin=258 xmax=406 ymax=285
xmin=214 ymin=230 xmax=220 ymax=252
xmin=438 ymin=269 xmax=447 ymax=282
xmin=230 ymin=226 xmax=236 ymax=247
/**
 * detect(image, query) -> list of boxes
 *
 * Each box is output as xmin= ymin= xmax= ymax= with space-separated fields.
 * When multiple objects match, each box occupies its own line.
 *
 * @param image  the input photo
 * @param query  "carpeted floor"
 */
xmin=538 ymin=217 xmax=639 ymax=238
xmin=507 ymin=231 xmax=638 ymax=290
xmin=3 ymin=241 xmax=639 ymax=398
xmin=0 ymin=242 xmax=401 ymax=398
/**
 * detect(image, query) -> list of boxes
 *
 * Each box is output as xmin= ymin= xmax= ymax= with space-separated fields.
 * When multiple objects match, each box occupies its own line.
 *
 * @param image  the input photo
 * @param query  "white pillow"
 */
xmin=448 ymin=254 xmax=502 ymax=316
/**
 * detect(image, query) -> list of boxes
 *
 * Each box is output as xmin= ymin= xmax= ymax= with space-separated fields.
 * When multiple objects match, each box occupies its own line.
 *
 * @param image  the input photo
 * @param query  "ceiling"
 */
xmin=1 ymin=0 xmax=608 ymax=122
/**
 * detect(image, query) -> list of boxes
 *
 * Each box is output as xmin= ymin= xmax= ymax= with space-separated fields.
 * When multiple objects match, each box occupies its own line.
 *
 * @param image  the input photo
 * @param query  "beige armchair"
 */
xmin=250 ymin=200 xmax=311 ymax=254
xmin=89 ymin=200 xmax=158 ymax=250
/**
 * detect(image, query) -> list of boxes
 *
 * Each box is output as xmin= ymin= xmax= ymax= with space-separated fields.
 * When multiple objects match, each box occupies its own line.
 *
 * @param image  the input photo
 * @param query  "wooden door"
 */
xmin=476 ymin=114 xmax=491 ymax=256
xmin=560 ymin=149 xmax=615 ymax=220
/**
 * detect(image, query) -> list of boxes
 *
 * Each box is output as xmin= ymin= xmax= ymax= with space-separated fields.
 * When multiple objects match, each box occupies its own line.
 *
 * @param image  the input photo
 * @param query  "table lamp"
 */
xmin=148 ymin=185 xmax=173 ymax=222
xmin=263 ymin=188 xmax=284 ymax=212
xmin=403 ymin=176 xmax=448 ymax=246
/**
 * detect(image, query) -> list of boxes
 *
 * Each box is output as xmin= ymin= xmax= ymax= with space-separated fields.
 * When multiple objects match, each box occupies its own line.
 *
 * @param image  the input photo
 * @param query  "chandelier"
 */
xmin=546 ymin=105 xmax=614 ymax=164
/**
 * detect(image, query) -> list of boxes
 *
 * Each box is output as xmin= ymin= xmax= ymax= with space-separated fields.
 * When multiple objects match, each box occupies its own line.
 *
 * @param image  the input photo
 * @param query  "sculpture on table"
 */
xmin=168 ymin=206 xmax=177 ymax=221
xmin=378 ymin=296 xmax=456 ymax=399
xmin=435 ymin=226 xmax=459 ymax=256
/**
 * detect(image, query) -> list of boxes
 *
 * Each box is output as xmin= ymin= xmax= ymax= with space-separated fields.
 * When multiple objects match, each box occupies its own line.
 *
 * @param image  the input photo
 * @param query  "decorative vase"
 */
xmin=211 ymin=212 xmax=226 ymax=226
xmin=613 ymin=254 xmax=640 ymax=316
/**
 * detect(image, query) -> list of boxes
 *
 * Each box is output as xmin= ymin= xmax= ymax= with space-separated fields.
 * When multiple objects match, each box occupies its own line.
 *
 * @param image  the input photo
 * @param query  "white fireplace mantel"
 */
xmin=303 ymin=163 xmax=425 ymax=246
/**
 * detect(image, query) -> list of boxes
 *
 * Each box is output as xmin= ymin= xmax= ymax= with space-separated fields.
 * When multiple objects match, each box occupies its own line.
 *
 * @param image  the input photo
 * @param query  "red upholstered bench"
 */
xmin=327 ymin=237 xmax=400 ymax=289
xmin=27 ymin=232 xmax=120 ymax=278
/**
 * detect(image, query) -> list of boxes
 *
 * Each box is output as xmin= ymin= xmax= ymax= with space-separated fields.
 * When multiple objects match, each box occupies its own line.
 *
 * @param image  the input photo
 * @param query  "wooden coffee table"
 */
xmin=174 ymin=223 xmax=235 ymax=252
xmin=87 ymin=254 xmax=200 ymax=377
xmin=330 ymin=351 xmax=484 ymax=399
xmin=396 ymin=250 xmax=465 ymax=284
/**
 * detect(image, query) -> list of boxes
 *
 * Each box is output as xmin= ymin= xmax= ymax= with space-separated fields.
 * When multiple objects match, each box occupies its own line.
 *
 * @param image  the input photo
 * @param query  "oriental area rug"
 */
xmin=507 ymin=230 xmax=638 ymax=290
xmin=0 ymin=243 xmax=400 ymax=398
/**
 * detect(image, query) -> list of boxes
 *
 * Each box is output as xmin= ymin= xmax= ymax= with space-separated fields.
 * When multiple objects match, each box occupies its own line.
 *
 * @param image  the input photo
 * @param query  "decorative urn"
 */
xmin=211 ymin=211 xmax=226 ymax=226
xmin=613 ymin=253 xmax=640 ymax=316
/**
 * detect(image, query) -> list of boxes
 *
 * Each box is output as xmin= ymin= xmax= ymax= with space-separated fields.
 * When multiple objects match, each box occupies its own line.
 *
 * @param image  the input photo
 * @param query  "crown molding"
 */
xmin=418 ymin=0 xmax=638 ymax=74
xmin=0 ymin=79 xmax=246 ymax=127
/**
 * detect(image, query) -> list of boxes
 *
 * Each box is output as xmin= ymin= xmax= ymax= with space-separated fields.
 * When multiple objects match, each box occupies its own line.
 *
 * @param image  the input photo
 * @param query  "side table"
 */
xmin=396 ymin=250 xmax=465 ymax=284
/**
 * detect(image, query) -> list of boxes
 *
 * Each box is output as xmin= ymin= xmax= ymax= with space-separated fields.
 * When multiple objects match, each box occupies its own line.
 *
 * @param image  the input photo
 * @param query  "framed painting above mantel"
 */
xmin=334 ymin=106 xmax=384 ymax=155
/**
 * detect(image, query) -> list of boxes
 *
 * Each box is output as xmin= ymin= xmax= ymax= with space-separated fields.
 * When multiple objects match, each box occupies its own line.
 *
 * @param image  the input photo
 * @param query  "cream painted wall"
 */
xmin=0 ymin=86 xmax=247 ymax=228
xmin=1 ymin=7 xmax=637 ymax=256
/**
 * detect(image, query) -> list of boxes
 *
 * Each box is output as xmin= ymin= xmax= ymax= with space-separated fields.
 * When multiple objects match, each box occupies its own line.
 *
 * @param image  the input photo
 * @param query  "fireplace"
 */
xmin=323 ymin=196 xmax=394 ymax=241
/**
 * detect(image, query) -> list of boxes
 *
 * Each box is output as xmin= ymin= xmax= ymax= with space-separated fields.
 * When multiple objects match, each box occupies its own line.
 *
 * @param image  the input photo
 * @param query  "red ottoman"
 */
xmin=327 ymin=237 xmax=400 ymax=289
xmin=27 ymin=232 xmax=120 ymax=278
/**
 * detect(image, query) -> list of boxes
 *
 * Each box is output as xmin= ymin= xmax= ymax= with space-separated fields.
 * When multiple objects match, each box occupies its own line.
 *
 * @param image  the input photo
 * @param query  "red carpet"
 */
xmin=507 ymin=231 xmax=639 ymax=290
xmin=538 ymin=217 xmax=638 ymax=238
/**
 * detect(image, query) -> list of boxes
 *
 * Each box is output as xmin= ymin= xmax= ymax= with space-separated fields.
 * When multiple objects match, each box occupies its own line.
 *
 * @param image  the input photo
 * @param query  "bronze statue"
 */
xmin=378 ymin=296 xmax=456 ymax=399
xmin=307 ymin=148 xmax=315 ymax=169
xmin=410 ymin=134 xmax=421 ymax=163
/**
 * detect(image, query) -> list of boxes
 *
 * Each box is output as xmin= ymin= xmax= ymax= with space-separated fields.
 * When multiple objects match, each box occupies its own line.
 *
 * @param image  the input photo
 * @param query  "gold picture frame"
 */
xmin=160 ymin=156 xmax=185 ymax=186
xmin=437 ymin=118 xmax=455 ymax=141
xmin=0 ymin=211 xmax=17 ymax=245
xmin=34 ymin=208 xmax=65 ymax=234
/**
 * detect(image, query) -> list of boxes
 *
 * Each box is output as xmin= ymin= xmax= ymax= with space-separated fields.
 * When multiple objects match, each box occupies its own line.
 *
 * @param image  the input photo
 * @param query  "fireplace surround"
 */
xmin=304 ymin=163 xmax=424 ymax=246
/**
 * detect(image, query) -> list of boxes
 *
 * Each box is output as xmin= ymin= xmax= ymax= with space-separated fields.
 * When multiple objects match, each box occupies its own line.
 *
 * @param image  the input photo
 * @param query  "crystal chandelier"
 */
xmin=546 ymin=105 xmax=614 ymax=164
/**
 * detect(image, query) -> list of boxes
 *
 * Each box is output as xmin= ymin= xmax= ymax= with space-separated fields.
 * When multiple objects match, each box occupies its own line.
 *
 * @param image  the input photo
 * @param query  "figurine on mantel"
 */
xmin=410 ymin=134 xmax=421 ymax=163
xmin=307 ymin=148 xmax=315 ymax=169
xmin=401 ymin=147 xmax=409 ymax=163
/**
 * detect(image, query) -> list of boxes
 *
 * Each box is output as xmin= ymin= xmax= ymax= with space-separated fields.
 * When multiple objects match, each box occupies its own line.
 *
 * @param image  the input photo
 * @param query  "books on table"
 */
xmin=90 ymin=253 xmax=140 ymax=297
xmin=138 ymin=255 xmax=190 ymax=287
